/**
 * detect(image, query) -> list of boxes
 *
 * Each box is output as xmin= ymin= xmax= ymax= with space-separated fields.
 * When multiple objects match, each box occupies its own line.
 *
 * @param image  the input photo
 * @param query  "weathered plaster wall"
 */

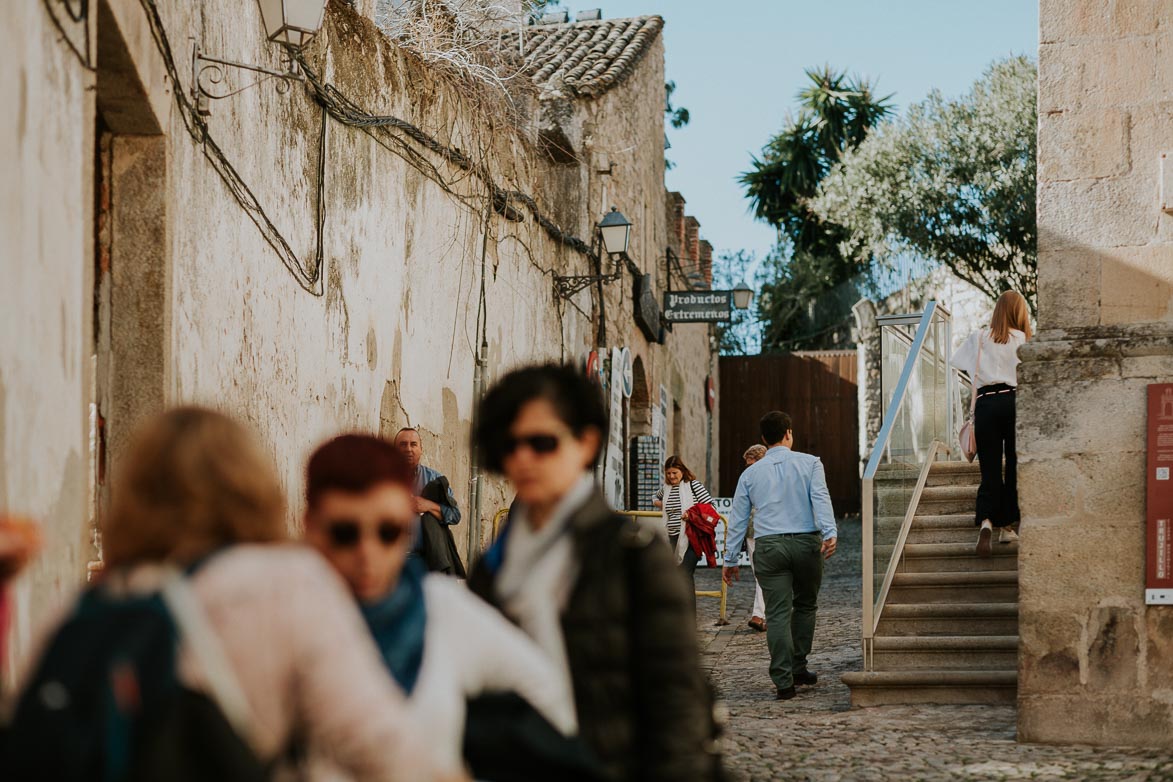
xmin=1020 ymin=0 xmax=1173 ymax=747
xmin=2 ymin=3 xmax=718 ymax=676
xmin=0 ymin=3 xmax=96 ymax=684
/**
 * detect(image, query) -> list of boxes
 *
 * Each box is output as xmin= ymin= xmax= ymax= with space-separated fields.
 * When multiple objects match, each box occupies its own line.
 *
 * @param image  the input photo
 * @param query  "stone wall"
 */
xmin=1020 ymin=0 xmax=1173 ymax=747
xmin=0 ymin=2 xmax=716 ymax=679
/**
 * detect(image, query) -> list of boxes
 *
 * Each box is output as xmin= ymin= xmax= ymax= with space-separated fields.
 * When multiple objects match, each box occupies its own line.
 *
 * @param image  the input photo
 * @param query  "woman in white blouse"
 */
xmin=950 ymin=291 xmax=1033 ymax=557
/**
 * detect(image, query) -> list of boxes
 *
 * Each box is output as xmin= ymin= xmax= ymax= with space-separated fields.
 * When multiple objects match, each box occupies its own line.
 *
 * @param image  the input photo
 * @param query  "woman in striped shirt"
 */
xmin=653 ymin=456 xmax=713 ymax=588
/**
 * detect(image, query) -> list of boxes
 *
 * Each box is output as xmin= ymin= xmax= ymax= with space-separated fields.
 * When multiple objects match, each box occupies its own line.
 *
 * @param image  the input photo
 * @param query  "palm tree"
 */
xmin=740 ymin=66 xmax=892 ymax=351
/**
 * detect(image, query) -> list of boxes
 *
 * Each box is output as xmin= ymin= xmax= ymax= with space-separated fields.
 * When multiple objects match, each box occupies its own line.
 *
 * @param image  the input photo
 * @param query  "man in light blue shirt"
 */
xmin=723 ymin=411 xmax=837 ymax=700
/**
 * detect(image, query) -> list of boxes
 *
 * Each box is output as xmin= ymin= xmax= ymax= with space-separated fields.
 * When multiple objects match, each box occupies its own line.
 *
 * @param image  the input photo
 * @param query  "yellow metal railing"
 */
xmin=490 ymin=506 xmax=729 ymax=625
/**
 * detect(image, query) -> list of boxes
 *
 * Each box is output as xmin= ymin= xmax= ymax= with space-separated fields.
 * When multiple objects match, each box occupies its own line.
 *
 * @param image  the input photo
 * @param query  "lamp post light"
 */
xmin=192 ymin=0 xmax=329 ymax=115
xmin=257 ymin=0 xmax=329 ymax=47
xmin=554 ymin=207 xmax=634 ymax=299
xmin=732 ymin=280 xmax=754 ymax=310
xmin=597 ymin=207 xmax=633 ymax=257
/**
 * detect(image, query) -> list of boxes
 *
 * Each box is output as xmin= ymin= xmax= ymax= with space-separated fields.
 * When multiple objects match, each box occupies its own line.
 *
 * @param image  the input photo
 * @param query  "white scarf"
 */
xmin=663 ymin=480 xmax=696 ymax=562
xmin=496 ymin=475 xmax=594 ymax=703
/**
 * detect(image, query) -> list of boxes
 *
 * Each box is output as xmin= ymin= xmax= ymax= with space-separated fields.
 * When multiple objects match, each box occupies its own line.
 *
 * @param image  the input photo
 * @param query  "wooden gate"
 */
xmin=718 ymin=351 xmax=860 ymax=514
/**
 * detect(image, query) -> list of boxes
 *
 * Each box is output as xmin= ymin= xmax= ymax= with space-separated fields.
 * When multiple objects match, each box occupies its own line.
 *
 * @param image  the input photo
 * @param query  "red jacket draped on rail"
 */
xmin=682 ymin=502 xmax=720 ymax=566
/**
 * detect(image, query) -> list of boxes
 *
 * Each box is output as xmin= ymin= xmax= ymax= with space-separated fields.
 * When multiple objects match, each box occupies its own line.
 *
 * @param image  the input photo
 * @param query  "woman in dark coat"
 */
xmin=467 ymin=364 xmax=723 ymax=782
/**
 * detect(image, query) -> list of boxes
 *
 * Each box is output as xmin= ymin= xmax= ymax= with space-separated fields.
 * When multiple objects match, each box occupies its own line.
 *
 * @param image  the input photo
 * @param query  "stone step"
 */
xmin=876 ymin=541 xmax=1018 ymax=573
xmin=871 ymin=634 xmax=1019 ymax=671
xmin=915 ymin=485 xmax=979 ymax=515
xmin=911 ymin=514 xmax=977 ymax=545
xmin=899 ymin=541 xmax=1018 ymax=572
xmin=926 ymin=461 xmax=982 ymax=487
xmin=874 ymin=513 xmax=976 ymax=544
xmin=875 ymin=484 xmax=978 ymax=517
xmin=876 ymin=602 xmax=1019 ymax=637
xmin=841 ymin=670 xmax=1017 ymax=707
xmin=887 ymin=570 xmax=1018 ymax=604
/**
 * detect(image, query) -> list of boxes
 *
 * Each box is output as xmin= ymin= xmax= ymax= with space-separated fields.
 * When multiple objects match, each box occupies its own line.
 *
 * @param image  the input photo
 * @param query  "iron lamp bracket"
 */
xmin=554 ymin=268 xmax=623 ymax=299
xmin=191 ymin=43 xmax=305 ymax=116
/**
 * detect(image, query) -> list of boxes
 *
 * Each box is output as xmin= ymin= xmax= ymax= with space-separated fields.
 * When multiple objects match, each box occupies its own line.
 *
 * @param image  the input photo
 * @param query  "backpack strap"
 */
xmin=159 ymin=570 xmax=255 ymax=748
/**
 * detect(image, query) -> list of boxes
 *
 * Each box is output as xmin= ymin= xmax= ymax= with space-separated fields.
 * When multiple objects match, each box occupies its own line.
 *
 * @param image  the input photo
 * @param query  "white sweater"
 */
xmin=409 ymin=575 xmax=578 ymax=774
xmin=951 ymin=328 xmax=1026 ymax=389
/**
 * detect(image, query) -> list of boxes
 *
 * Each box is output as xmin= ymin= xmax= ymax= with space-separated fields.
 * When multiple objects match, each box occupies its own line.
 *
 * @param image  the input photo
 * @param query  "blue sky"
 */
xmin=594 ymin=0 xmax=1039 ymax=261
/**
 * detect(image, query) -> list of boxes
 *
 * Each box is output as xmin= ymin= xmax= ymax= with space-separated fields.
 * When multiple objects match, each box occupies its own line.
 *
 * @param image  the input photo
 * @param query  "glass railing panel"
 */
xmin=867 ymin=304 xmax=953 ymax=626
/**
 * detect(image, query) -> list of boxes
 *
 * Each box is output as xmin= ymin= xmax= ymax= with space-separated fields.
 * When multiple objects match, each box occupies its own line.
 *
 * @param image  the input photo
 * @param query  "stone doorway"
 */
xmin=89 ymin=2 xmax=168 ymax=563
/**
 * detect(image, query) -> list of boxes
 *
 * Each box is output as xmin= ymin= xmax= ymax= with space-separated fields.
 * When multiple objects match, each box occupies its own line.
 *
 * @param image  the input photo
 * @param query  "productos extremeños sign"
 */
xmin=663 ymin=290 xmax=734 ymax=323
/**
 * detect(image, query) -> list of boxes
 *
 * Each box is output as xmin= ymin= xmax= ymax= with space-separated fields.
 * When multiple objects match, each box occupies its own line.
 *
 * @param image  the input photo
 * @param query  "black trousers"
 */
xmin=669 ymin=533 xmax=700 ymax=611
xmin=974 ymin=385 xmax=1020 ymax=528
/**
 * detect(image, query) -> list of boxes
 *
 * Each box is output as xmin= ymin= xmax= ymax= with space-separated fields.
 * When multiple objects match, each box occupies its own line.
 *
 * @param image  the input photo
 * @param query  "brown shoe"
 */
xmin=976 ymin=524 xmax=993 ymax=558
xmin=748 ymin=617 xmax=767 ymax=632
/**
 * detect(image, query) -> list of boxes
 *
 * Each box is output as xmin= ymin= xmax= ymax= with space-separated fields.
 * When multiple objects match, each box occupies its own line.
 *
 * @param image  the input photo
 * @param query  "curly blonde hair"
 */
xmin=102 ymin=407 xmax=287 ymax=568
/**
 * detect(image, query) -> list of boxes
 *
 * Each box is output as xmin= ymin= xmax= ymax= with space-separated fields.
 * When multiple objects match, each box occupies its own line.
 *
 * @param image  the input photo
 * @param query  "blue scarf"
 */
xmin=359 ymin=558 xmax=428 ymax=695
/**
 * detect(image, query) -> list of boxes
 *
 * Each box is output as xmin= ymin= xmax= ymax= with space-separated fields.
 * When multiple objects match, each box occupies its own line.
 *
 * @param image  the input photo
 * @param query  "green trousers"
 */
xmin=752 ymin=532 xmax=824 ymax=690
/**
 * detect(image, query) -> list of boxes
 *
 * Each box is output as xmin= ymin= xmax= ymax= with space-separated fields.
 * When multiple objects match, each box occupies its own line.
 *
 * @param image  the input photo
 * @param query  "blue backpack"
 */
xmin=1 ymin=569 xmax=268 ymax=782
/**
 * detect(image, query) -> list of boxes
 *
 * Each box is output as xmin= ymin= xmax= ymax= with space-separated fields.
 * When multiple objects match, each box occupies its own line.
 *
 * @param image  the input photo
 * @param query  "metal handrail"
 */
xmin=863 ymin=300 xmax=941 ymax=480
xmin=864 ymin=440 xmax=944 ymax=668
xmin=490 ymin=507 xmax=730 ymax=624
xmin=860 ymin=301 xmax=954 ymax=669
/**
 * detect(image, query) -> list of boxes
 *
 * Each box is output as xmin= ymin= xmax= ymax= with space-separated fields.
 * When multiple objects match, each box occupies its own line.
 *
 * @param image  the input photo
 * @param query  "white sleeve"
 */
xmin=430 ymin=578 xmax=578 ymax=735
xmin=951 ymin=331 xmax=979 ymax=376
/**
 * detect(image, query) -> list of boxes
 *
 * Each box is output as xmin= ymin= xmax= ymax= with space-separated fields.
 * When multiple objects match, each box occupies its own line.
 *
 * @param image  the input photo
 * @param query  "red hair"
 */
xmin=306 ymin=434 xmax=414 ymax=509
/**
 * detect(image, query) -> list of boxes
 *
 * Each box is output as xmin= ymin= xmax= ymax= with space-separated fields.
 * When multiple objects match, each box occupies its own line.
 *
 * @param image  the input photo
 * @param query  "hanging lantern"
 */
xmin=256 ymin=0 xmax=328 ymax=48
xmin=597 ymin=207 xmax=633 ymax=257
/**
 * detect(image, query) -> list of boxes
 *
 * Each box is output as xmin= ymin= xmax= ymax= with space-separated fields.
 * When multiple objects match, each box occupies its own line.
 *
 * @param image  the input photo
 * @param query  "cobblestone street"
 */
xmin=695 ymin=520 xmax=1173 ymax=781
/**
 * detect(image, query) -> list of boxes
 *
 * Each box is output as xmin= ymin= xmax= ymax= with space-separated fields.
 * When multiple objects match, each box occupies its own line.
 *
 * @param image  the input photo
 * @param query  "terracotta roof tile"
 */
xmin=518 ymin=16 xmax=664 ymax=98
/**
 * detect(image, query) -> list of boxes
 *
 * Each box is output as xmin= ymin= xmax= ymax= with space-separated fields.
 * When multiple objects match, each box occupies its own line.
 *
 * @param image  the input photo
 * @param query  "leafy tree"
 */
xmin=666 ymin=81 xmax=690 ymax=129
xmin=812 ymin=56 xmax=1037 ymax=307
xmin=740 ymin=66 xmax=892 ymax=351
xmin=664 ymin=81 xmax=690 ymax=170
xmin=713 ymin=250 xmax=759 ymax=355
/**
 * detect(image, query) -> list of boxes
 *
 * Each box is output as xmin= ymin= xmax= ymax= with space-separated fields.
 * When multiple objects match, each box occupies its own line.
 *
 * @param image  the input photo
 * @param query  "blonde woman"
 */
xmin=7 ymin=408 xmax=456 ymax=781
xmin=951 ymin=291 xmax=1033 ymax=558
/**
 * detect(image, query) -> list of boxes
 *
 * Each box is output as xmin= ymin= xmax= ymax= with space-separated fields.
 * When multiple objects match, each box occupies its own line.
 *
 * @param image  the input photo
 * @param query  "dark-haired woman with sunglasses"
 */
xmin=302 ymin=434 xmax=577 ymax=778
xmin=468 ymin=364 xmax=724 ymax=782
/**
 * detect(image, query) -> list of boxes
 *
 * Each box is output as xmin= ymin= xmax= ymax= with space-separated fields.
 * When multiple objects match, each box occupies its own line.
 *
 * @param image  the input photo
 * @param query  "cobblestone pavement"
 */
xmin=694 ymin=519 xmax=1173 ymax=782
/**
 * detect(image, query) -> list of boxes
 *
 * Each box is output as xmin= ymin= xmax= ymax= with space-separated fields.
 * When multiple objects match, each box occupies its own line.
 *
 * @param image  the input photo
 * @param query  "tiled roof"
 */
xmin=518 ymin=16 xmax=664 ymax=98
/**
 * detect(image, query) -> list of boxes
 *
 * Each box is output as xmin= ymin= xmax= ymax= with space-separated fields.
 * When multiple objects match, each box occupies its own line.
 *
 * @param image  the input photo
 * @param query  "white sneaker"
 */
xmin=976 ymin=522 xmax=993 ymax=558
xmin=999 ymin=527 xmax=1020 ymax=544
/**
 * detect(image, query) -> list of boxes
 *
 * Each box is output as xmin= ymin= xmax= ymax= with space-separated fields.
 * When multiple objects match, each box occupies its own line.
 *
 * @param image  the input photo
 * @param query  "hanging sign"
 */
xmin=619 ymin=347 xmax=634 ymax=399
xmin=1147 ymin=383 xmax=1173 ymax=605
xmin=663 ymin=290 xmax=734 ymax=323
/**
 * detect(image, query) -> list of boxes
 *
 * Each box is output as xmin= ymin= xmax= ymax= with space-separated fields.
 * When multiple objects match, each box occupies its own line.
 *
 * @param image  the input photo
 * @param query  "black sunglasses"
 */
xmin=502 ymin=434 xmax=562 ymax=457
xmin=326 ymin=519 xmax=407 ymax=549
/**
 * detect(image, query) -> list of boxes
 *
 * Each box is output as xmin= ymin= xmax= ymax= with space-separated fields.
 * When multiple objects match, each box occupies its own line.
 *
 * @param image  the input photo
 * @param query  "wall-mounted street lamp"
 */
xmin=732 ymin=280 xmax=754 ymax=310
xmin=192 ymin=0 xmax=328 ymax=116
xmin=555 ymin=207 xmax=634 ymax=299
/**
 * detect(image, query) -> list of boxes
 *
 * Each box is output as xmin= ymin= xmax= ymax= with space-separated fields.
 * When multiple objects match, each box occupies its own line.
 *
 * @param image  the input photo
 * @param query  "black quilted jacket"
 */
xmin=467 ymin=490 xmax=724 ymax=782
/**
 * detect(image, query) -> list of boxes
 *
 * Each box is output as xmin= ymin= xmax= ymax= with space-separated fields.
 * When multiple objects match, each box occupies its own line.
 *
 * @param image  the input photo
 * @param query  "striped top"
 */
xmin=654 ymin=480 xmax=713 ymax=536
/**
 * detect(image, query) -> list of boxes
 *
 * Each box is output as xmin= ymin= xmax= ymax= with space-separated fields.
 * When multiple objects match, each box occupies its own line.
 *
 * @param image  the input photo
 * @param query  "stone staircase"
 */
xmin=843 ymin=461 xmax=1018 ymax=706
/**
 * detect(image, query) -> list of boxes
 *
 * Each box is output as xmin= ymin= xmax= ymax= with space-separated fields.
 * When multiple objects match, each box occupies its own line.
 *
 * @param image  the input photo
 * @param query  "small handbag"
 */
xmin=959 ymin=332 xmax=983 ymax=462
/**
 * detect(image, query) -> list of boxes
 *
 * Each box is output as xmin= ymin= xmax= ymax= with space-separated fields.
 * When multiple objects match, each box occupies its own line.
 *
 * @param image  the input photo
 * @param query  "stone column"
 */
xmin=1019 ymin=0 xmax=1173 ymax=748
